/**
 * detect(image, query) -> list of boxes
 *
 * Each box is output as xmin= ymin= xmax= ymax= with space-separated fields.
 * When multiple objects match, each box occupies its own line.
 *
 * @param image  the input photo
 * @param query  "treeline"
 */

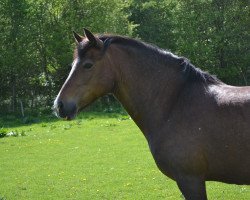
xmin=0 ymin=0 xmax=249 ymax=115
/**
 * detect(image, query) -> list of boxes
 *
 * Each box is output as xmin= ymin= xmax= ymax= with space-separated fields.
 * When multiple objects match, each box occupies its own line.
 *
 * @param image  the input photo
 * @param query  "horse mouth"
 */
xmin=65 ymin=105 xmax=91 ymax=120
xmin=54 ymin=110 xmax=77 ymax=121
xmin=53 ymin=102 xmax=78 ymax=120
xmin=53 ymin=100 xmax=91 ymax=120
xmin=61 ymin=107 xmax=78 ymax=120
xmin=64 ymin=112 xmax=77 ymax=121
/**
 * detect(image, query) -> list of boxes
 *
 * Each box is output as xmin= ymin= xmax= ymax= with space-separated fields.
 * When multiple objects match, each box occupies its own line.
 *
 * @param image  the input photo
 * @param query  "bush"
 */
xmin=0 ymin=128 xmax=7 ymax=138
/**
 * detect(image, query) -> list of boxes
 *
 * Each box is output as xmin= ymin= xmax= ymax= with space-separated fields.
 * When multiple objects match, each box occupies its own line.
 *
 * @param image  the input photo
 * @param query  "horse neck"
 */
xmin=110 ymin=46 xmax=186 ymax=138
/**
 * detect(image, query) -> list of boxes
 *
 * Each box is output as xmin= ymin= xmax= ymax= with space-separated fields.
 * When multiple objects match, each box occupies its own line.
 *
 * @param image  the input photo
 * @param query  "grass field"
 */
xmin=0 ymin=112 xmax=249 ymax=200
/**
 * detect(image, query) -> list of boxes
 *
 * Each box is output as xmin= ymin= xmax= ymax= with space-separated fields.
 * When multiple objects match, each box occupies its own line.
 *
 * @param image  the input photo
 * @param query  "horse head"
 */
xmin=54 ymin=29 xmax=115 ymax=120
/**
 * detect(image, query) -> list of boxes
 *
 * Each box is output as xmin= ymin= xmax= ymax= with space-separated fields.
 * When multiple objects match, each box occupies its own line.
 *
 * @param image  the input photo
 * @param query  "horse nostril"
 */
xmin=54 ymin=100 xmax=77 ymax=119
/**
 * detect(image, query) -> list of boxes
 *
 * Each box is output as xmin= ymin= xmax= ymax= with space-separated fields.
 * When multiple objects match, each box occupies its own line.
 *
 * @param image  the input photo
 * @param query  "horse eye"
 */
xmin=83 ymin=63 xmax=93 ymax=69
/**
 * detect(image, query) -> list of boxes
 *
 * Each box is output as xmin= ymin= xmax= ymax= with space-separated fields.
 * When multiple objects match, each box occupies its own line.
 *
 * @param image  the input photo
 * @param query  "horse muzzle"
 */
xmin=53 ymin=100 xmax=77 ymax=120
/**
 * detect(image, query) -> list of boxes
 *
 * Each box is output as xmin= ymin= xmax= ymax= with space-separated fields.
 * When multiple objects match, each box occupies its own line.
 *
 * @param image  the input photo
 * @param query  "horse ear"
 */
xmin=73 ymin=31 xmax=83 ymax=44
xmin=83 ymin=28 xmax=96 ymax=43
xmin=83 ymin=28 xmax=103 ymax=49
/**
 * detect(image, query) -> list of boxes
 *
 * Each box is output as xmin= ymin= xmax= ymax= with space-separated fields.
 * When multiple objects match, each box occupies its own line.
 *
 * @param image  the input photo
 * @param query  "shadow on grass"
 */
xmin=0 ymin=109 xmax=128 ymax=129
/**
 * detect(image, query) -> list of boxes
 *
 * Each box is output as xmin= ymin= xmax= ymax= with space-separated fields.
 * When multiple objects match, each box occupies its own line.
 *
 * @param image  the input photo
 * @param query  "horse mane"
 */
xmin=80 ymin=34 xmax=221 ymax=84
xmin=179 ymin=58 xmax=221 ymax=84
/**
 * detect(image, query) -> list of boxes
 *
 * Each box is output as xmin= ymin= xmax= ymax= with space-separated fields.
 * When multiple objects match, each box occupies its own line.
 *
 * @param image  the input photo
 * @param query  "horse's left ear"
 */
xmin=83 ymin=28 xmax=103 ymax=49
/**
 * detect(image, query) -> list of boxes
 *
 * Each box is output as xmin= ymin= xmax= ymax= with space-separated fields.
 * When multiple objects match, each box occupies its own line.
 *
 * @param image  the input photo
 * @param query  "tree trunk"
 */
xmin=20 ymin=99 xmax=24 ymax=117
xmin=11 ymin=75 xmax=16 ymax=113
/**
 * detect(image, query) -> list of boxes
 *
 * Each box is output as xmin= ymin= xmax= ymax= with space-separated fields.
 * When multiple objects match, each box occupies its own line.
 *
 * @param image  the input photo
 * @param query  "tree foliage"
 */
xmin=0 ymin=0 xmax=249 ymax=115
xmin=173 ymin=0 xmax=250 ymax=84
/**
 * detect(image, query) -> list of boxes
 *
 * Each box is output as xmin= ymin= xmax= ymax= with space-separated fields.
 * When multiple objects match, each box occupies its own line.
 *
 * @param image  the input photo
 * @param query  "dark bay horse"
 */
xmin=54 ymin=28 xmax=250 ymax=200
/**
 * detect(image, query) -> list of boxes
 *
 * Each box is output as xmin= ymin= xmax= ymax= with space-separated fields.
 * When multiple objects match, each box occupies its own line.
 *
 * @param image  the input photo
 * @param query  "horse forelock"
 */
xmin=74 ymin=38 xmax=94 ymax=59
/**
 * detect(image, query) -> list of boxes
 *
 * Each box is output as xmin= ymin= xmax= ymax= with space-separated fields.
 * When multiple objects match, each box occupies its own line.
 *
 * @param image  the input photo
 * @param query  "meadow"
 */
xmin=0 ymin=112 xmax=249 ymax=200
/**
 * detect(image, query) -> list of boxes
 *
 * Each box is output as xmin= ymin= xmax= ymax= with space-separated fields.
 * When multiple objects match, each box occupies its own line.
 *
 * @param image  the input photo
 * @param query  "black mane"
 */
xmin=80 ymin=35 xmax=221 ymax=84
xmin=179 ymin=58 xmax=220 ymax=84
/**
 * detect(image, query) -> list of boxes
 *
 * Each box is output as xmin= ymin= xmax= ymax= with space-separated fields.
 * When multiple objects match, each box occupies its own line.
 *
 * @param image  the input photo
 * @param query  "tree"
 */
xmin=129 ymin=0 xmax=176 ymax=50
xmin=173 ymin=0 xmax=250 ymax=85
xmin=0 ymin=0 xmax=136 ymax=115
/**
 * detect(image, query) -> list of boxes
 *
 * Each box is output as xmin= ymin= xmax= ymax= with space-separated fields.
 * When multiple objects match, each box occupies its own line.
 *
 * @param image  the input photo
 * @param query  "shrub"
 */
xmin=0 ymin=128 xmax=7 ymax=138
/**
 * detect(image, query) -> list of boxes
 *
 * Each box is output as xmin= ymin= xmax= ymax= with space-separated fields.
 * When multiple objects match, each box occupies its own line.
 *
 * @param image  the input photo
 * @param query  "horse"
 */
xmin=53 ymin=28 xmax=250 ymax=200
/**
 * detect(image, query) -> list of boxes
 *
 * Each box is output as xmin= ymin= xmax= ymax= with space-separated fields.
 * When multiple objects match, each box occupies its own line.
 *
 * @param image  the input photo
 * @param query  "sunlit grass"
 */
xmin=0 ymin=112 xmax=249 ymax=199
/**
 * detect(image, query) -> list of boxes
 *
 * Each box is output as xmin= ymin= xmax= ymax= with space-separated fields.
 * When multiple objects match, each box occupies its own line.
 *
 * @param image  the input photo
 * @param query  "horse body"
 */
xmin=54 ymin=29 xmax=250 ymax=199
xmin=204 ymin=84 xmax=250 ymax=183
xmin=149 ymin=83 xmax=250 ymax=183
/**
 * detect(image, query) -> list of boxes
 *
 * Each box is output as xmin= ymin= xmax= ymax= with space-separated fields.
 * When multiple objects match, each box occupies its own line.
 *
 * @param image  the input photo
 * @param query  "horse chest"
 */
xmin=147 ymin=130 xmax=207 ymax=180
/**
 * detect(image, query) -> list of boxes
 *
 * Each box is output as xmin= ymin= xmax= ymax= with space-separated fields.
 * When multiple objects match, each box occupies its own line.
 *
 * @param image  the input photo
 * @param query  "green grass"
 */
xmin=0 ymin=112 xmax=249 ymax=199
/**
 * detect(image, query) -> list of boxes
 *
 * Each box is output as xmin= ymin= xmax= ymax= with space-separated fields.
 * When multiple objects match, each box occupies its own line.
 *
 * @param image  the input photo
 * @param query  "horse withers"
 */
xmin=54 ymin=28 xmax=250 ymax=200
